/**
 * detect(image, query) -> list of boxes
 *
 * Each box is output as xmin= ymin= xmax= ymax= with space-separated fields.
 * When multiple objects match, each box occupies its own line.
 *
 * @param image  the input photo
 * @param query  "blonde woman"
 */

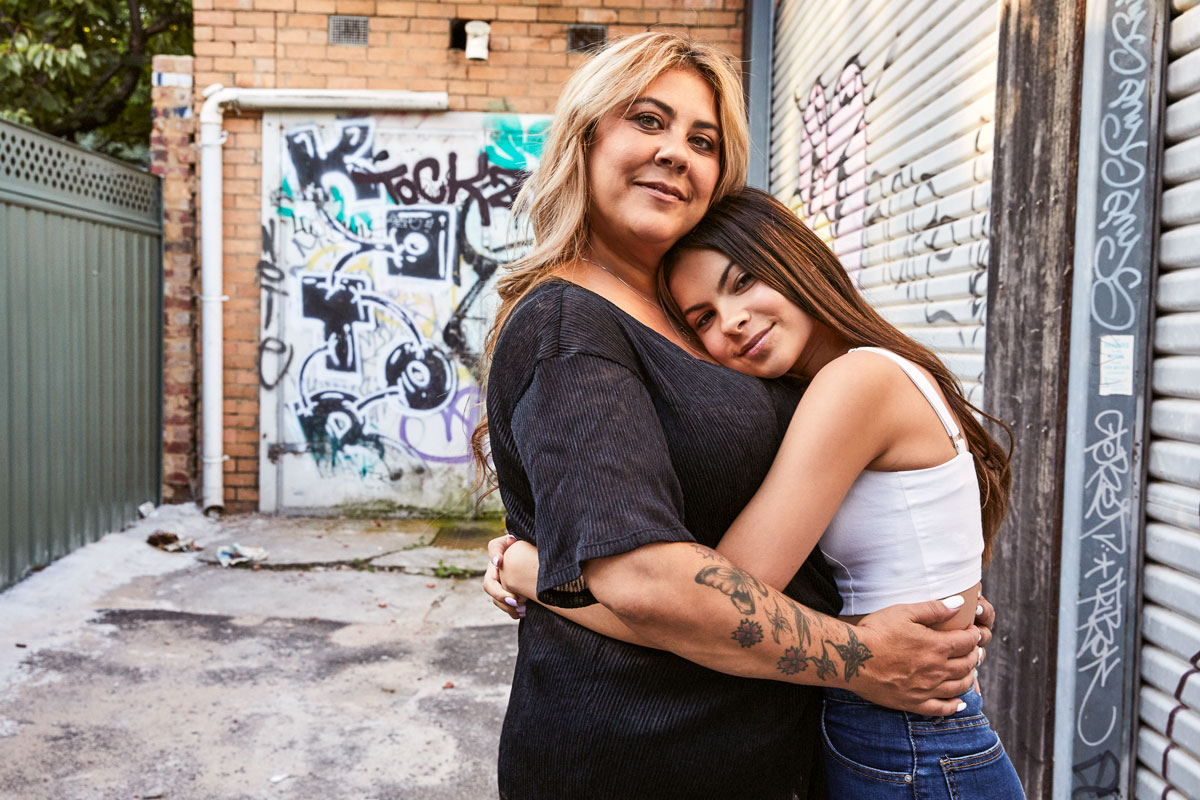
xmin=473 ymin=33 xmax=986 ymax=799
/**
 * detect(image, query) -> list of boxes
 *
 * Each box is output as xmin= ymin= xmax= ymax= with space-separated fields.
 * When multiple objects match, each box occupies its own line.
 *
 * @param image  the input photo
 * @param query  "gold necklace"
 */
xmin=580 ymin=255 xmax=659 ymax=309
xmin=580 ymin=255 xmax=706 ymax=358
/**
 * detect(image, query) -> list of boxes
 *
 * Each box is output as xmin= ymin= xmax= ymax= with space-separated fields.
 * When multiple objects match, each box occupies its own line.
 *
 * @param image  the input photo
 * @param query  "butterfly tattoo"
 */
xmin=695 ymin=565 xmax=770 ymax=615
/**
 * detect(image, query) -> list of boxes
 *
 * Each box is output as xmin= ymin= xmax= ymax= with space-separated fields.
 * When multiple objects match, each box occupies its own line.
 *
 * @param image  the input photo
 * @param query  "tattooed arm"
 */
xmin=582 ymin=540 xmax=978 ymax=715
xmin=491 ymin=536 xmax=978 ymax=714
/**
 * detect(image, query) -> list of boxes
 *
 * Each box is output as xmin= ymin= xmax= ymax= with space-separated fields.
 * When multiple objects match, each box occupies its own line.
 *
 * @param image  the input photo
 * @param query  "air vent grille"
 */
xmin=329 ymin=15 xmax=369 ymax=46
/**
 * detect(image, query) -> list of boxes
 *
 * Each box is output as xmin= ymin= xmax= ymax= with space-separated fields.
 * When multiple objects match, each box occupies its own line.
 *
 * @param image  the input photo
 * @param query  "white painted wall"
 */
xmin=257 ymin=112 xmax=548 ymax=514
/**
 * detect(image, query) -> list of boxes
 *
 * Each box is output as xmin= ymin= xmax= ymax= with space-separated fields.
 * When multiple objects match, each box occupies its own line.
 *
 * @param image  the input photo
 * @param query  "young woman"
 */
xmin=489 ymin=187 xmax=1021 ymax=798
xmin=474 ymin=32 xmax=988 ymax=799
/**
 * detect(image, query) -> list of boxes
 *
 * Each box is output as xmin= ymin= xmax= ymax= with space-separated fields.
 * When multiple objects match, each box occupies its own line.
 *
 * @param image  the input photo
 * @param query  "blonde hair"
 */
xmin=471 ymin=32 xmax=750 ymax=487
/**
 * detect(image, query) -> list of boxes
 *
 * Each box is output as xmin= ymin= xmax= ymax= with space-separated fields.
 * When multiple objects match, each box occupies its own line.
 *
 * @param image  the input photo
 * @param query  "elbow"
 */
xmin=584 ymin=543 xmax=688 ymax=628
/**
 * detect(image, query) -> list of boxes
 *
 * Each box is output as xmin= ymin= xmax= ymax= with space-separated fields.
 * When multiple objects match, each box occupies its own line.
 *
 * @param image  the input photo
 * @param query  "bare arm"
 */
xmin=488 ymin=535 xmax=979 ymax=714
xmin=585 ymin=540 xmax=977 ymax=714
xmin=715 ymin=354 xmax=903 ymax=587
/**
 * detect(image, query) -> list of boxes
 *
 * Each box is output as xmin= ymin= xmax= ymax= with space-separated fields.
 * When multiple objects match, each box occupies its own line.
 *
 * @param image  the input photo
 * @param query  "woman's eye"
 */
xmin=634 ymin=113 xmax=662 ymax=130
xmin=693 ymin=311 xmax=713 ymax=330
xmin=733 ymin=273 xmax=754 ymax=291
xmin=690 ymin=135 xmax=715 ymax=152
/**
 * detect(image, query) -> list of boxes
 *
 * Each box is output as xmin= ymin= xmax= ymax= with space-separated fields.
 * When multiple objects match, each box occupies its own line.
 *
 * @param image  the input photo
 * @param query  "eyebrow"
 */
xmin=681 ymin=260 xmax=736 ymax=314
xmin=630 ymin=96 xmax=722 ymax=135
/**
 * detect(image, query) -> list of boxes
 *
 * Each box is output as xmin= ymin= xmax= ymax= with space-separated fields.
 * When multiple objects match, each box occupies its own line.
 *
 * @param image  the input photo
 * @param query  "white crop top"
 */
xmin=818 ymin=347 xmax=983 ymax=615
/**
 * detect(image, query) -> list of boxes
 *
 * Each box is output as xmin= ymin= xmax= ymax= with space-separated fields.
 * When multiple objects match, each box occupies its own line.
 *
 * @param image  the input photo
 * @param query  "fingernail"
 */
xmin=977 ymin=630 xmax=983 ymax=643
xmin=517 ymin=606 xmax=526 ymax=618
xmin=976 ymin=604 xmax=984 ymax=616
xmin=506 ymin=533 xmax=517 ymax=540
xmin=491 ymin=556 xmax=500 ymax=566
xmin=978 ymin=646 xmax=984 ymax=661
xmin=974 ymin=668 xmax=979 ymax=681
xmin=942 ymin=595 xmax=965 ymax=610
xmin=956 ymin=701 xmax=967 ymax=713
xmin=504 ymin=597 xmax=518 ymax=607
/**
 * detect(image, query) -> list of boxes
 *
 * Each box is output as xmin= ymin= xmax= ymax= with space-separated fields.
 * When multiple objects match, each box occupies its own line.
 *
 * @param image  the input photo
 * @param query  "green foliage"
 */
xmin=432 ymin=560 xmax=471 ymax=579
xmin=0 ymin=0 xmax=192 ymax=164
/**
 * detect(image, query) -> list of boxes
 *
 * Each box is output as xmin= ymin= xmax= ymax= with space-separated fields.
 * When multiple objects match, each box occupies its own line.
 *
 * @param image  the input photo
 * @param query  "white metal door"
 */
xmin=258 ymin=112 xmax=547 ymax=514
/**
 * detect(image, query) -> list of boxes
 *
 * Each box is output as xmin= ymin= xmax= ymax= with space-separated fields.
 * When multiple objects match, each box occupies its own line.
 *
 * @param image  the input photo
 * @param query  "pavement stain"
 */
xmin=0 ymin=508 xmax=517 ymax=798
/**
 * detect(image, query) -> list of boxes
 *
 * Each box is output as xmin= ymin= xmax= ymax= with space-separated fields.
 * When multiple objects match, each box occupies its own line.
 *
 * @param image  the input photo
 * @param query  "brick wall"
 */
xmin=150 ymin=55 xmax=198 ymax=504
xmin=188 ymin=0 xmax=746 ymax=512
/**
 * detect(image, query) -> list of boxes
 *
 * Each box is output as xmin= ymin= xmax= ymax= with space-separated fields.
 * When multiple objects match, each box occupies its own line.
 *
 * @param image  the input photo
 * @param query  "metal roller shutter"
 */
xmin=1136 ymin=2 xmax=1200 ymax=798
xmin=769 ymin=0 xmax=999 ymax=405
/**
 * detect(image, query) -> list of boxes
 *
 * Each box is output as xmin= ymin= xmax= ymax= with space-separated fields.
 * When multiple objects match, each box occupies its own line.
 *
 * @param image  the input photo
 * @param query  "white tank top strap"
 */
xmin=848 ymin=347 xmax=967 ymax=454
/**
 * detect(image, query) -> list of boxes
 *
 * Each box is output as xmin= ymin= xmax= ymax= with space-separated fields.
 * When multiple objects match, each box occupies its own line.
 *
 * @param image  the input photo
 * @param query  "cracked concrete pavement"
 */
xmin=0 ymin=505 xmax=518 ymax=799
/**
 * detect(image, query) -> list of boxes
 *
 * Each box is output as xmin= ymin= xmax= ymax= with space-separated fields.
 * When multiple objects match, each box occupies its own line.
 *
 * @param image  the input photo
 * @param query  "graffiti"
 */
xmin=1073 ymin=409 xmax=1133 ymax=749
xmin=1071 ymin=750 xmax=1121 ymax=798
xmin=794 ymin=59 xmax=868 ymax=245
xmin=1090 ymin=60 xmax=1148 ymax=331
xmin=788 ymin=52 xmax=991 ymax=393
xmin=1066 ymin=0 xmax=1156 ymax=786
xmin=258 ymin=220 xmax=293 ymax=389
xmin=263 ymin=114 xmax=546 ymax=498
xmin=1075 ymin=565 xmax=1125 ymax=747
xmin=1082 ymin=410 xmax=1131 ymax=550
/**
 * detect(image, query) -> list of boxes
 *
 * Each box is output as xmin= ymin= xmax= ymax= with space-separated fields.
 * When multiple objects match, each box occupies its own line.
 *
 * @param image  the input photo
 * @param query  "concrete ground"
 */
xmin=0 ymin=505 xmax=518 ymax=800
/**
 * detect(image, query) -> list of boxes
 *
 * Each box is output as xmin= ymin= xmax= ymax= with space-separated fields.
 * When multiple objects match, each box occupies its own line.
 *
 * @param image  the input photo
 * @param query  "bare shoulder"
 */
xmin=805 ymin=349 xmax=909 ymax=404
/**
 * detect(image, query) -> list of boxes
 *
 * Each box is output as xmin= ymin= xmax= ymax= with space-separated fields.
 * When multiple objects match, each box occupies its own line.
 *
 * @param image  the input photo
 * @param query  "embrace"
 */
xmin=473 ymin=32 xmax=1025 ymax=800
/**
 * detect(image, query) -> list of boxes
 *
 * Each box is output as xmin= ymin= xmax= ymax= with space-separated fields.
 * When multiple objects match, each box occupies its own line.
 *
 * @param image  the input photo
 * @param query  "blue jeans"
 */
xmin=821 ymin=687 xmax=1025 ymax=799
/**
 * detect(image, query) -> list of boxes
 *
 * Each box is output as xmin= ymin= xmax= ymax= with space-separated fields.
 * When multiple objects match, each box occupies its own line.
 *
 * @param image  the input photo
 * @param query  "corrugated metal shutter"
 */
xmin=769 ymin=0 xmax=999 ymax=405
xmin=1135 ymin=2 xmax=1200 ymax=798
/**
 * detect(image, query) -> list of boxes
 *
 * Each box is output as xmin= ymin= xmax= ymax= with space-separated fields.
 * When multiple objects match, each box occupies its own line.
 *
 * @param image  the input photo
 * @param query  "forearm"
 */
xmin=586 ymin=541 xmax=978 ymax=715
xmin=587 ymin=542 xmax=870 ymax=687
xmin=499 ymin=540 xmax=659 ymax=648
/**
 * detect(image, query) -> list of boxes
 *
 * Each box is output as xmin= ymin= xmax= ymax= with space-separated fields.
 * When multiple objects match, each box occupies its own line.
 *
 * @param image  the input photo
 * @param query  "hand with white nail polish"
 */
xmin=849 ymin=595 xmax=985 ymax=716
xmin=482 ymin=533 xmax=526 ymax=620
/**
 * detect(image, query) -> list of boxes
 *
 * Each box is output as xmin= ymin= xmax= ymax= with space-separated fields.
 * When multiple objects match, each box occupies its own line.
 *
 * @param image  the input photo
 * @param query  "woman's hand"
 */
xmin=483 ymin=534 xmax=526 ymax=620
xmin=974 ymin=592 xmax=994 ymax=695
xmin=849 ymin=596 xmax=982 ymax=716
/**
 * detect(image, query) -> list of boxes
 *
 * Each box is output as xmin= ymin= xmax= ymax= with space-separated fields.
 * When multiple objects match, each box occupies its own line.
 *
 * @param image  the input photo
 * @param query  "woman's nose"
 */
xmin=721 ymin=309 xmax=747 ymax=335
xmin=654 ymin=133 xmax=690 ymax=171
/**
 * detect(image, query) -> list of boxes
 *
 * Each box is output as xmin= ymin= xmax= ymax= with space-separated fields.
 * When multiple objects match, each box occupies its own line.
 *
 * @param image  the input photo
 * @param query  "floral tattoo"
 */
xmin=732 ymin=619 xmax=764 ymax=648
xmin=777 ymin=646 xmax=807 ymax=675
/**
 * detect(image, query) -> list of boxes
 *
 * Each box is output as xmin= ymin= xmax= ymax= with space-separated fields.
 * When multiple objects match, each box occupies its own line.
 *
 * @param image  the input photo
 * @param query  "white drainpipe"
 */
xmin=197 ymin=86 xmax=449 ymax=513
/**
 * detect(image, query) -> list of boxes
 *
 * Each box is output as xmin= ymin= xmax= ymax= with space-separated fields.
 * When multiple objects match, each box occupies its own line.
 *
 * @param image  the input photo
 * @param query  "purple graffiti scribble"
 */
xmin=398 ymin=386 xmax=481 ymax=464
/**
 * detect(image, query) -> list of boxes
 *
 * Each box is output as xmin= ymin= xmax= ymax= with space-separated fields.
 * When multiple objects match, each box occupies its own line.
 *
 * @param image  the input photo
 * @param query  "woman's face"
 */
xmin=668 ymin=247 xmax=815 ymax=379
xmin=586 ymin=69 xmax=722 ymax=259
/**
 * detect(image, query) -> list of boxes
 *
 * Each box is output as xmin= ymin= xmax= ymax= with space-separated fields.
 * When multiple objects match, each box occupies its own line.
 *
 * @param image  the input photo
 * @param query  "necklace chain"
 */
xmin=580 ymin=254 xmax=705 ymax=358
xmin=580 ymin=255 xmax=659 ymax=309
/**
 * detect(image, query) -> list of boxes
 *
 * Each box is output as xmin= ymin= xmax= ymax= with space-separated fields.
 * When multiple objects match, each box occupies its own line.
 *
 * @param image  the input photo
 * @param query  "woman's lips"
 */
xmin=636 ymin=181 xmax=685 ymax=202
xmin=739 ymin=324 xmax=773 ymax=357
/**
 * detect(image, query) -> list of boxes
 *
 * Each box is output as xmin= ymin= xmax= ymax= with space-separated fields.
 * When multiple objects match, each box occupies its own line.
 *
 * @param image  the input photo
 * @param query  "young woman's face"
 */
xmin=585 ymin=69 xmax=722 ymax=258
xmin=668 ymin=248 xmax=815 ymax=378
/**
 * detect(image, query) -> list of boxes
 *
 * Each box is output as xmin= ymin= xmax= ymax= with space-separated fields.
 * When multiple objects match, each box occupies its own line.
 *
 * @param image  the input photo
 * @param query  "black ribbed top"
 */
xmin=488 ymin=280 xmax=841 ymax=799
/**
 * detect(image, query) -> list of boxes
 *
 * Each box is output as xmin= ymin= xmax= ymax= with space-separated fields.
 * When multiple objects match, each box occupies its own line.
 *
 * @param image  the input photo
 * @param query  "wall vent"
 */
xmin=329 ymin=15 xmax=369 ymax=46
xmin=567 ymin=24 xmax=607 ymax=54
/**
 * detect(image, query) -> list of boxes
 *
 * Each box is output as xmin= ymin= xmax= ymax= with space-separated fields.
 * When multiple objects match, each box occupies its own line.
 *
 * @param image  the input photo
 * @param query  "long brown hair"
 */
xmin=470 ymin=32 xmax=750 ymax=492
xmin=658 ymin=187 xmax=1012 ymax=564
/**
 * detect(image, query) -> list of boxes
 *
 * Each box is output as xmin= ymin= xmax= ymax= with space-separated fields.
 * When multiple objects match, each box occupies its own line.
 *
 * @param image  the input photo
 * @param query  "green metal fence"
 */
xmin=0 ymin=119 xmax=163 ymax=591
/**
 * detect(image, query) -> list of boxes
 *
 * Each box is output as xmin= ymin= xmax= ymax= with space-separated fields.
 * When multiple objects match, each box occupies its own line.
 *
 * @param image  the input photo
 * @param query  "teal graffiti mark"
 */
xmin=276 ymin=178 xmax=295 ymax=218
xmin=329 ymin=185 xmax=372 ymax=233
xmin=485 ymin=116 xmax=549 ymax=171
